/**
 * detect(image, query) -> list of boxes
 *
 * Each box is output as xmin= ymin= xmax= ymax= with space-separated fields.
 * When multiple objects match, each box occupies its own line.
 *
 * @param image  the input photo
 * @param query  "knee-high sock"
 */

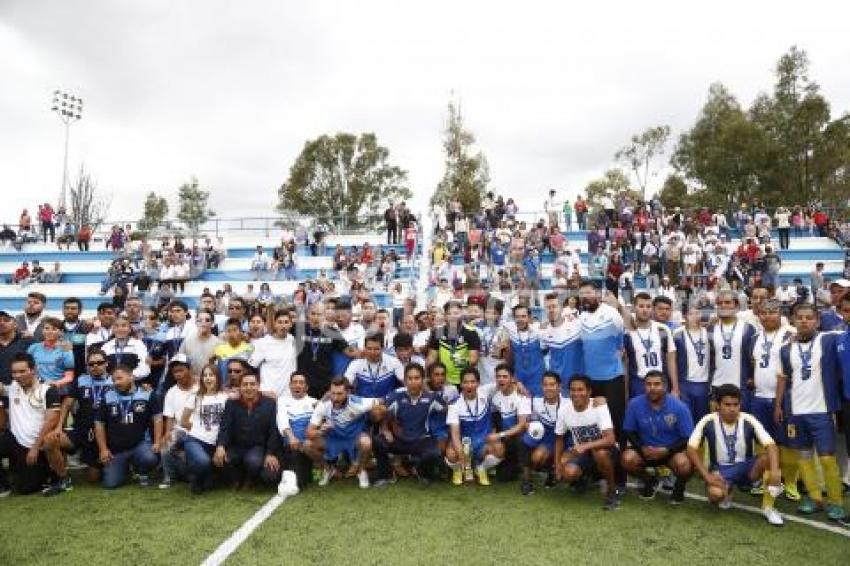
xmin=819 ymin=455 xmax=843 ymax=506
xmin=445 ymin=458 xmax=461 ymax=471
xmin=481 ymin=454 xmax=502 ymax=470
xmin=780 ymin=447 xmax=799 ymax=487
xmin=797 ymin=455 xmax=822 ymax=503
xmin=761 ymin=471 xmax=776 ymax=509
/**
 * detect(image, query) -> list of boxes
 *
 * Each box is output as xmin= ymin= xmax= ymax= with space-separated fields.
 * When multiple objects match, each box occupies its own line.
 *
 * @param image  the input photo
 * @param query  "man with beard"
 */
xmin=62 ymin=297 xmax=91 ymax=377
xmin=16 ymin=292 xmax=47 ymax=341
xmin=295 ymin=303 xmax=358 ymax=399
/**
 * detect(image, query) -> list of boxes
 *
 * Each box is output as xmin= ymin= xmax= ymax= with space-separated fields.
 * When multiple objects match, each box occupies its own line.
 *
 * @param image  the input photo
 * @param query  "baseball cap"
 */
xmin=829 ymin=279 xmax=850 ymax=289
xmin=168 ymin=353 xmax=191 ymax=368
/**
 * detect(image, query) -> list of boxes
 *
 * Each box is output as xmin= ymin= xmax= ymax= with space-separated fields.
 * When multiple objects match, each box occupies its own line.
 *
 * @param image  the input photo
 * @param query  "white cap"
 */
xmin=830 ymin=279 xmax=850 ymax=289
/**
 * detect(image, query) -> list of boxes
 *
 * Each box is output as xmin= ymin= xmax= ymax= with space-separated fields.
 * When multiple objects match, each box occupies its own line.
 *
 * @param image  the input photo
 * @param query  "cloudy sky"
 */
xmin=1 ymin=0 xmax=849 ymax=224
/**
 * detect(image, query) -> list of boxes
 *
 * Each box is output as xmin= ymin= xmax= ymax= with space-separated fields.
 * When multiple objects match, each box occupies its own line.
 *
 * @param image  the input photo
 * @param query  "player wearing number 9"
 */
xmin=707 ymin=290 xmax=756 ymax=412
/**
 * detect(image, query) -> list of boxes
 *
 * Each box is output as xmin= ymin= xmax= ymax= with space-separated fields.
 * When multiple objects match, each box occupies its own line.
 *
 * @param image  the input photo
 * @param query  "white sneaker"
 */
xmin=357 ymin=469 xmax=370 ymax=489
xmin=718 ymin=497 xmax=732 ymax=510
xmin=318 ymin=467 xmax=333 ymax=487
xmin=763 ymin=507 xmax=784 ymax=526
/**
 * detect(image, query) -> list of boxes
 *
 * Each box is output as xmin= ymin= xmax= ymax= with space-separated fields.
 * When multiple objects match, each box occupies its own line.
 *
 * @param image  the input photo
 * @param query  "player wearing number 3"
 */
xmin=708 ymin=290 xmax=756 ymax=412
xmin=624 ymin=293 xmax=678 ymax=400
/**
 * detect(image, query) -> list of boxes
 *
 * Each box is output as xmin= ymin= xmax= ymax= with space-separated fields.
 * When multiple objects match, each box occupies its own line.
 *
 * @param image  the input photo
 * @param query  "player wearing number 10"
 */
xmin=624 ymin=293 xmax=678 ymax=400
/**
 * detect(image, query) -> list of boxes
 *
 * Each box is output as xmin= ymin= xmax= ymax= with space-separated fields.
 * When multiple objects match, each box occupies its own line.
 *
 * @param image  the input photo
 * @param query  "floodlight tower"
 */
xmin=51 ymin=90 xmax=83 ymax=210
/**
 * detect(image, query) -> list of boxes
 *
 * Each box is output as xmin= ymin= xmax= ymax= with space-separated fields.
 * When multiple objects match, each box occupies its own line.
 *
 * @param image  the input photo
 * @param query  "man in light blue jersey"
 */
xmin=344 ymin=332 xmax=404 ymax=399
xmin=541 ymin=293 xmax=582 ymax=392
xmin=505 ymin=305 xmax=547 ymax=397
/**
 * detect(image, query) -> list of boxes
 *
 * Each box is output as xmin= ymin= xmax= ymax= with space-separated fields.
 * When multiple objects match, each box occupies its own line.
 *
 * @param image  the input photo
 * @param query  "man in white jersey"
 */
xmin=624 ymin=292 xmax=678 ymax=399
xmin=345 ymin=333 xmax=404 ymax=400
xmin=687 ymin=384 xmax=782 ymax=525
xmin=483 ymin=363 xmax=530 ymax=482
xmin=519 ymin=371 xmax=564 ymax=495
xmin=476 ymin=300 xmax=508 ymax=386
xmin=673 ymin=306 xmax=710 ymax=422
xmin=540 ymin=293 xmax=583 ymax=393
xmin=708 ymin=290 xmax=757 ymax=411
xmin=248 ymin=310 xmax=297 ymax=398
xmin=277 ymin=372 xmax=317 ymax=489
xmin=554 ymin=374 xmax=619 ymax=510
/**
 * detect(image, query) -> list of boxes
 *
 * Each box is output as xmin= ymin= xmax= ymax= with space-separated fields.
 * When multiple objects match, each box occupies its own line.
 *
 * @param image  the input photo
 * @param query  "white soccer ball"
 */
xmin=528 ymin=421 xmax=545 ymax=441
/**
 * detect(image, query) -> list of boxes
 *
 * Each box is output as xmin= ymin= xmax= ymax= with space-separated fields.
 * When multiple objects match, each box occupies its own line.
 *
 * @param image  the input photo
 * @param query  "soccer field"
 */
xmin=2 ymin=475 xmax=849 ymax=566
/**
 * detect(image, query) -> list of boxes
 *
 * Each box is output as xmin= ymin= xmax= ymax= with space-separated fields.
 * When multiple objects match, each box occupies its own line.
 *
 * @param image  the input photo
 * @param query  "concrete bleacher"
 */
xmin=0 ymin=233 xmax=418 ymax=313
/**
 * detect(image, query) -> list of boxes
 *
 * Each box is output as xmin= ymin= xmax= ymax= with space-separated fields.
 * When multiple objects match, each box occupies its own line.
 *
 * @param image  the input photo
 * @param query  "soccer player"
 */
xmin=504 ymin=304 xmax=547 ymax=396
xmin=519 ymin=371 xmax=564 ymax=495
xmin=213 ymin=372 xmax=281 ymax=488
xmin=673 ymin=306 xmax=710 ymax=422
xmin=687 ymin=385 xmax=783 ymax=526
xmin=95 ymin=365 xmax=163 ymax=489
xmin=708 ymin=290 xmax=757 ymax=411
xmin=425 ymin=362 xmax=458 ymax=457
xmin=295 ymin=303 xmax=357 ymax=398
xmin=775 ymin=304 xmax=846 ymax=520
xmin=0 ymin=353 xmax=68 ymax=495
xmin=52 ymin=349 xmax=113 ymax=482
xmin=747 ymin=299 xmax=799 ymax=500
xmin=624 ymin=293 xmax=679 ymax=399
xmin=248 ymin=310 xmax=297 ymax=398
xmin=653 ymin=295 xmax=680 ymax=331
xmin=445 ymin=367 xmax=504 ymax=486
xmin=621 ymin=370 xmax=694 ymax=504
xmin=276 ymin=372 xmax=317 ymax=489
xmin=305 ymin=376 xmax=379 ymax=488
xmin=485 ymin=363 xmax=530 ymax=482
xmin=160 ymin=354 xmax=197 ymax=488
xmin=345 ymin=332 xmax=404 ymax=399
xmin=540 ymin=293 xmax=583 ymax=394
xmin=181 ymin=364 xmax=228 ymax=494
xmin=391 ymin=332 xmax=424 ymax=367
xmin=100 ymin=315 xmax=151 ymax=385
xmin=554 ymin=374 xmax=619 ymax=509
xmin=372 ymin=363 xmax=445 ymax=486
xmin=427 ymin=301 xmax=481 ymax=387
xmin=477 ymin=299 xmax=507 ymax=386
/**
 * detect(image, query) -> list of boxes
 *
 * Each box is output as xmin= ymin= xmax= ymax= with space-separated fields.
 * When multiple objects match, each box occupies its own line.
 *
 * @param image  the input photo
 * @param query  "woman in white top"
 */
xmin=181 ymin=363 xmax=229 ymax=494
xmin=248 ymin=310 xmax=296 ymax=398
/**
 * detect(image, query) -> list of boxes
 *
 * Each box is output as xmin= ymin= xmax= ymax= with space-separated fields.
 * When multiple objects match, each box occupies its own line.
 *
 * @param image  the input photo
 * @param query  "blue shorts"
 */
xmin=681 ymin=381 xmax=711 ymax=423
xmin=714 ymin=458 xmax=757 ymax=488
xmin=750 ymin=396 xmax=781 ymax=443
xmin=462 ymin=436 xmax=487 ymax=463
xmin=324 ymin=434 xmax=360 ymax=463
xmin=786 ymin=413 xmax=836 ymax=453
xmin=567 ymin=446 xmax=620 ymax=476
xmin=521 ymin=430 xmax=555 ymax=453
xmin=431 ymin=426 xmax=449 ymax=441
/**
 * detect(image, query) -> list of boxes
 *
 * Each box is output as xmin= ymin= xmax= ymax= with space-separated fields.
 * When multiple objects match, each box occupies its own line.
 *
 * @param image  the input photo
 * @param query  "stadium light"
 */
xmin=51 ymin=89 xmax=84 ymax=210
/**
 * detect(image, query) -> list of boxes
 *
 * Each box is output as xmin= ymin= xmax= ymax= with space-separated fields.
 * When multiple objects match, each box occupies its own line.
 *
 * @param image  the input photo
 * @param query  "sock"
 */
xmin=445 ymin=458 xmax=461 ymax=471
xmin=761 ymin=471 xmax=776 ymax=509
xmin=797 ymin=456 xmax=822 ymax=503
xmin=780 ymin=447 xmax=799 ymax=488
xmin=819 ymin=455 xmax=843 ymax=506
xmin=481 ymin=454 xmax=502 ymax=470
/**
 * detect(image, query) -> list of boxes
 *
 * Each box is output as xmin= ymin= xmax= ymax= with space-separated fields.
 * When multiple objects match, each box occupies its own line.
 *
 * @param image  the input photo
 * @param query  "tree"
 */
xmin=69 ymin=165 xmax=111 ymax=230
xmin=583 ymin=168 xmax=639 ymax=210
xmin=139 ymin=191 xmax=169 ymax=231
xmin=658 ymin=174 xmax=688 ymax=210
xmin=277 ymin=132 xmax=411 ymax=228
xmin=430 ymin=101 xmax=490 ymax=212
xmin=177 ymin=177 xmax=215 ymax=234
xmin=615 ymin=125 xmax=671 ymax=201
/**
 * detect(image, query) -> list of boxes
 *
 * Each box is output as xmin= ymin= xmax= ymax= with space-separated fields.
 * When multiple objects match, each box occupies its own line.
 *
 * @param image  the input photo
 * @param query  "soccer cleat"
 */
xmin=371 ymin=478 xmax=391 ymax=489
xmin=318 ymin=467 xmax=334 ymax=487
xmin=357 ymin=469 xmax=370 ymax=489
xmin=639 ymin=478 xmax=658 ymax=500
xmin=749 ymin=480 xmax=764 ymax=496
xmin=476 ymin=467 xmax=490 ymax=486
xmin=158 ymin=479 xmax=173 ymax=490
xmin=762 ymin=507 xmax=784 ymax=527
xmin=451 ymin=469 xmax=463 ymax=486
xmin=658 ymin=474 xmax=675 ymax=493
xmin=137 ymin=475 xmax=151 ymax=488
xmin=797 ymin=497 xmax=820 ymax=515
xmin=783 ymin=483 xmax=801 ymax=502
xmin=718 ymin=496 xmax=732 ymax=510
xmin=41 ymin=476 xmax=72 ymax=497
xmin=520 ymin=480 xmax=535 ymax=496
xmin=826 ymin=504 xmax=846 ymax=522
xmin=603 ymin=496 xmax=620 ymax=511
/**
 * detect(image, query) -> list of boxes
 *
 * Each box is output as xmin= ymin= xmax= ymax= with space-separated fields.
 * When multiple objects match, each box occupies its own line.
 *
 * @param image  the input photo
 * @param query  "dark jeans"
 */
xmin=373 ymin=435 xmax=441 ymax=481
xmin=102 ymin=441 xmax=159 ymax=489
xmin=387 ymin=222 xmax=398 ymax=245
xmin=778 ymin=227 xmax=790 ymax=250
xmin=41 ymin=221 xmax=55 ymax=243
xmin=77 ymin=239 xmax=90 ymax=251
xmin=185 ymin=436 xmax=216 ymax=490
xmin=225 ymin=445 xmax=279 ymax=485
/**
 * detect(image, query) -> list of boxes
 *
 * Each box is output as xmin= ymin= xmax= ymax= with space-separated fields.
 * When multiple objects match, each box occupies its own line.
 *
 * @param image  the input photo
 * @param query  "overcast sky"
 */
xmin=1 ymin=0 xmax=849 ymax=224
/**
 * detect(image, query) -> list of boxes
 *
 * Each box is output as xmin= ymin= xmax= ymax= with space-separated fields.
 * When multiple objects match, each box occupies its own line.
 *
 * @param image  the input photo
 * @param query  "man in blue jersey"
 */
xmin=95 ymin=365 xmax=163 ymax=489
xmin=820 ymin=279 xmax=849 ymax=331
xmin=425 ymin=362 xmax=458 ymax=458
xmin=775 ymin=303 xmax=845 ymax=520
xmin=652 ymin=296 xmax=680 ymax=331
xmin=505 ymin=305 xmax=547 ymax=396
xmin=578 ymin=282 xmax=627 ymax=450
xmin=344 ymin=332 xmax=404 ymax=399
xmin=372 ymin=363 xmax=446 ymax=487
xmin=277 ymin=372 xmax=317 ymax=489
xmin=445 ymin=368 xmax=504 ymax=486
xmin=621 ymin=370 xmax=694 ymax=504
xmin=305 ymin=376 xmax=380 ymax=489
xmin=541 ymin=293 xmax=582 ymax=392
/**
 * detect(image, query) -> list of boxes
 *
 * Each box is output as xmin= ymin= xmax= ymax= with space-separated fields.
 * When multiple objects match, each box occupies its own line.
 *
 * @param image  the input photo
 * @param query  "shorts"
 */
xmin=713 ymin=458 xmax=757 ymax=488
xmin=431 ymin=426 xmax=449 ymax=441
xmin=567 ymin=446 xmax=620 ymax=476
xmin=68 ymin=427 xmax=100 ymax=467
xmin=785 ymin=413 xmax=836 ymax=453
xmin=460 ymin=436 xmax=487 ymax=463
xmin=750 ymin=396 xmax=782 ymax=443
xmin=521 ymin=430 xmax=555 ymax=453
xmin=641 ymin=445 xmax=687 ymax=469
xmin=324 ymin=434 xmax=360 ymax=464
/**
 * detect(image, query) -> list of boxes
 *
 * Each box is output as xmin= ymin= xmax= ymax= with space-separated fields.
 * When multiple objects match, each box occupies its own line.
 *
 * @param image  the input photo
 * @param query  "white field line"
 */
xmin=201 ymin=494 xmax=287 ymax=566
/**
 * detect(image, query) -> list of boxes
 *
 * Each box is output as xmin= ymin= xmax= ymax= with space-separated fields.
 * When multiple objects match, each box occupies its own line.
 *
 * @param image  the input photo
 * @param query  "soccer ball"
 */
xmin=528 ymin=421 xmax=545 ymax=441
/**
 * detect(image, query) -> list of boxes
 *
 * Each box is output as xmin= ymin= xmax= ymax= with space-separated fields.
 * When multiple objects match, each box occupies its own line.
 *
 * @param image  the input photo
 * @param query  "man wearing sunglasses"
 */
xmin=49 ymin=349 xmax=114 ymax=483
